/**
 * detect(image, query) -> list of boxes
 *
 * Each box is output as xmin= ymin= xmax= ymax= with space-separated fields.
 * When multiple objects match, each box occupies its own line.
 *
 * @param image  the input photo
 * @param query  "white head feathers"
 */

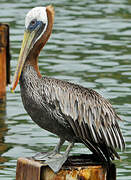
xmin=25 ymin=7 xmax=48 ymax=29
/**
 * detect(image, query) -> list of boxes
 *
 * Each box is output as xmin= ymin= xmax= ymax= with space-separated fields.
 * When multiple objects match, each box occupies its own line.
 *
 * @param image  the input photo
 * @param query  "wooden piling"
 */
xmin=16 ymin=155 xmax=116 ymax=180
xmin=0 ymin=23 xmax=10 ymax=101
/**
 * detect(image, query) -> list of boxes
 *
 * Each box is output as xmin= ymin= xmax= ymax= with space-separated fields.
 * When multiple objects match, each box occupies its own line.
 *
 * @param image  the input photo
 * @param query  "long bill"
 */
xmin=11 ymin=30 xmax=36 ymax=92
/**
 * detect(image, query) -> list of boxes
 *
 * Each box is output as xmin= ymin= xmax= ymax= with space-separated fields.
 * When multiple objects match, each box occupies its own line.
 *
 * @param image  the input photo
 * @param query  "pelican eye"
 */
xmin=30 ymin=19 xmax=37 ymax=26
xmin=28 ymin=19 xmax=42 ymax=31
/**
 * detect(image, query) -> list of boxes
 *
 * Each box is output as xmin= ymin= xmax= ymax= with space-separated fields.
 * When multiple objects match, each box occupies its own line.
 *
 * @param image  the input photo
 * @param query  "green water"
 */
xmin=0 ymin=0 xmax=131 ymax=179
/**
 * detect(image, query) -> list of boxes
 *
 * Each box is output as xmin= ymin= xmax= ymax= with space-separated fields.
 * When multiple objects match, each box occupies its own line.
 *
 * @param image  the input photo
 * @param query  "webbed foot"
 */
xmin=45 ymin=142 xmax=74 ymax=173
xmin=45 ymin=153 xmax=68 ymax=173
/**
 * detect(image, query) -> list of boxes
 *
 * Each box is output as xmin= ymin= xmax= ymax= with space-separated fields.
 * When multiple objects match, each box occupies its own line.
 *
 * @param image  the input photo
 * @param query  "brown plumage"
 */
xmin=11 ymin=5 xmax=125 ymax=172
xmin=40 ymin=77 xmax=125 ymax=159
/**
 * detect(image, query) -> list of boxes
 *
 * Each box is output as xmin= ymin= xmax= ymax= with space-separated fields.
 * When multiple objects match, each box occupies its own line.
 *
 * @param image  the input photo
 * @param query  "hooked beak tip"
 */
xmin=11 ymin=89 xmax=14 ymax=93
xmin=10 ymin=84 xmax=15 ymax=93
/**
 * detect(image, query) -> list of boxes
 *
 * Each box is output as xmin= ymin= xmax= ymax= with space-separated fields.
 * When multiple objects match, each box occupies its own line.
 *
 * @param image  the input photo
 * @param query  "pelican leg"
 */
xmin=33 ymin=138 xmax=65 ymax=161
xmin=45 ymin=142 xmax=74 ymax=173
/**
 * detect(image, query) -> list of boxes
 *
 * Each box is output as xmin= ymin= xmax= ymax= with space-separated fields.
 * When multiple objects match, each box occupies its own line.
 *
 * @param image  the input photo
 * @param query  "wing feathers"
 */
xmin=43 ymin=78 xmax=125 ymax=160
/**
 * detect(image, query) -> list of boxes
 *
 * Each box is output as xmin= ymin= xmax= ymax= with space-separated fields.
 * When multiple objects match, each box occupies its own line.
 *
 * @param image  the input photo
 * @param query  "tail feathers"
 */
xmin=99 ymin=143 xmax=120 ymax=161
xmin=82 ymin=139 xmax=120 ymax=163
xmin=82 ymin=139 xmax=107 ymax=162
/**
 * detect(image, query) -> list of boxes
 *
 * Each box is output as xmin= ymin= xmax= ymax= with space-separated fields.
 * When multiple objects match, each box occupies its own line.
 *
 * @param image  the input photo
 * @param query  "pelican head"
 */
xmin=25 ymin=7 xmax=48 ymax=48
xmin=11 ymin=5 xmax=54 ymax=92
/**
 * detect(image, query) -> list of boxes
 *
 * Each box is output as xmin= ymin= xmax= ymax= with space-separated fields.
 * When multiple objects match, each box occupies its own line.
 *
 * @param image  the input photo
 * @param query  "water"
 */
xmin=0 ymin=0 xmax=131 ymax=179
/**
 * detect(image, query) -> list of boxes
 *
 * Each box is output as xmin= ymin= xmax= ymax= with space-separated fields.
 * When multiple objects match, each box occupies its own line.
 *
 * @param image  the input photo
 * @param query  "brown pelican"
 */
xmin=11 ymin=5 xmax=125 ymax=172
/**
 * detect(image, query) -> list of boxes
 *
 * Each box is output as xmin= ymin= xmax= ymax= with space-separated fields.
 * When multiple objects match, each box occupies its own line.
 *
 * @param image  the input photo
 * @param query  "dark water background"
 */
xmin=0 ymin=0 xmax=131 ymax=179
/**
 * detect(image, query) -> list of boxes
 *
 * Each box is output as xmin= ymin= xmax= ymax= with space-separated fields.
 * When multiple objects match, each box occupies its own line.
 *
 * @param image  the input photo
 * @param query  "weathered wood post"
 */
xmin=16 ymin=155 xmax=116 ymax=180
xmin=0 ymin=23 xmax=10 ymax=101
